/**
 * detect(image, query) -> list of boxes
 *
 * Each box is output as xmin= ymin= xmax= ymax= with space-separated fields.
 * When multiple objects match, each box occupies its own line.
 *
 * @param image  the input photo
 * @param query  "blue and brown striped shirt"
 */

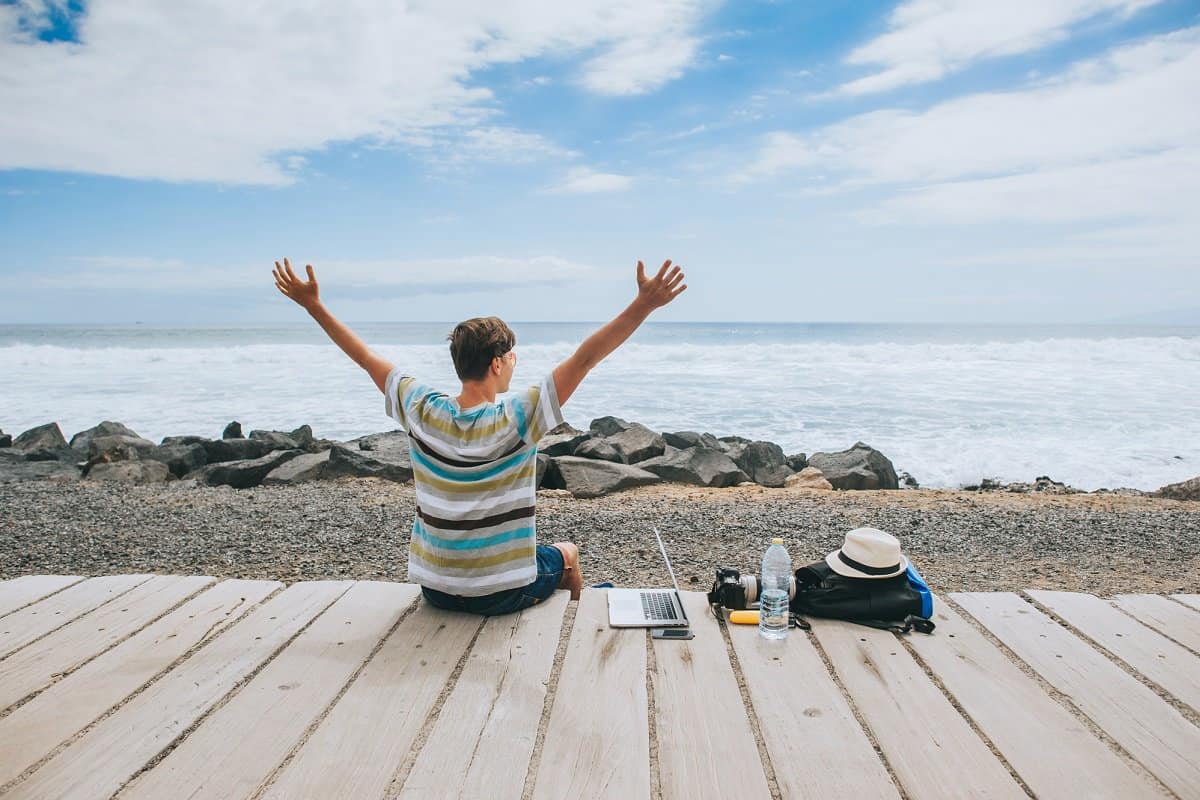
xmin=384 ymin=368 xmax=565 ymax=596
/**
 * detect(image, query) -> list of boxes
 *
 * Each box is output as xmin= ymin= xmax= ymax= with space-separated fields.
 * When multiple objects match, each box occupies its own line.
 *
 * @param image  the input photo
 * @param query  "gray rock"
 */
xmin=984 ymin=476 xmax=1081 ymax=495
xmin=25 ymin=447 xmax=74 ymax=462
xmin=14 ymin=422 xmax=68 ymax=452
xmin=87 ymin=460 xmax=172 ymax=484
xmin=589 ymin=416 xmax=631 ymax=437
xmin=1154 ymin=475 xmax=1200 ymax=501
xmin=263 ymin=450 xmax=331 ymax=485
xmin=69 ymin=421 xmax=141 ymax=453
xmin=731 ymin=441 xmax=794 ymax=488
xmin=325 ymin=440 xmax=413 ymax=483
xmin=353 ymin=430 xmax=410 ymax=454
xmin=0 ymin=431 xmax=11 ymax=448
xmin=249 ymin=430 xmax=300 ymax=450
xmin=222 ymin=421 xmax=243 ymax=439
xmin=662 ymin=431 xmax=723 ymax=451
xmin=0 ymin=460 xmax=81 ymax=482
xmin=160 ymin=435 xmax=210 ymax=447
xmin=289 ymin=425 xmax=316 ymax=449
xmin=144 ymin=443 xmax=208 ymax=478
xmin=573 ymin=438 xmax=623 ymax=463
xmin=753 ymin=464 xmax=794 ymax=488
xmin=638 ymin=447 xmax=748 ymax=487
xmin=544 ymin=455 xmax=660 ymax=498
xmin=537 ymin=452 xmax=550 ymax=488
xmin=720 ymin=438 xmax=748 ymax=462
xmin=899 ymin=471 xmax=920 ymax=489
xmin=192 ymin=449 xmax=303 ymax=489
xmin=203 ymin=437 xmax=273 ymax=464
xmin=606 ymin=423 xmax=666 ymax=464
xmin=537 ymin=424 xmax=592 ymax=457
xmin=89 ymin=434 xmax=158 ymax=462
xmin=807 ymin=442 xmax=899 ymax=490
xmin=0 ymin=447 xmax=26 ymax=463
xmin=786 ymin=453 xmax=808 ymax=472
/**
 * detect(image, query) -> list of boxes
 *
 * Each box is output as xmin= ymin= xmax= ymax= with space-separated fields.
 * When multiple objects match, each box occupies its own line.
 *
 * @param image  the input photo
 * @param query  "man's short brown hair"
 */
xmin=448 ymin=317 xmax=516 ymax=381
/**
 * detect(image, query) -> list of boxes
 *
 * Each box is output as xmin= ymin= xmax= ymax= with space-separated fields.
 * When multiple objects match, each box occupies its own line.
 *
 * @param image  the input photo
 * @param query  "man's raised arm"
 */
xmin=553 ymin=259 xmax=686 ymax=406
xmin=272 ymin=258 xmax=395 ymax=393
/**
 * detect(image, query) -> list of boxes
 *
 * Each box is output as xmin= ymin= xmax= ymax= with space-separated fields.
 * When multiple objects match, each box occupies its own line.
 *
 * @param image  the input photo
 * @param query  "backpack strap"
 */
xmin=848 ymin=615 xmax=936 ymax=634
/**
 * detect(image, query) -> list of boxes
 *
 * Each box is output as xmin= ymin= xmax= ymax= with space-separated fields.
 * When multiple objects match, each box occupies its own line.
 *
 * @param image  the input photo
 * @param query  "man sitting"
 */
xmin=273 ymin=257 xmax=686 ymax=614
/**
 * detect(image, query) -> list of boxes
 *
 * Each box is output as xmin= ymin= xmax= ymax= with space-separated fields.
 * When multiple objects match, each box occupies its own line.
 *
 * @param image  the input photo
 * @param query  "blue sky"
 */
xmin=1 ymin=0 xmax=1197 ymax=324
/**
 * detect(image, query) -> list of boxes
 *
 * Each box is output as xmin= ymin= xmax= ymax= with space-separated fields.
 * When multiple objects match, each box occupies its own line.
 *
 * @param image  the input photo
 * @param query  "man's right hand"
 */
xmin=553 ymin=258 xmax=688 ymax=406
xmin=273 ymin=258 xmax=321 ymax=312
xmin=635 ymin=259 xmax=687 ymax=310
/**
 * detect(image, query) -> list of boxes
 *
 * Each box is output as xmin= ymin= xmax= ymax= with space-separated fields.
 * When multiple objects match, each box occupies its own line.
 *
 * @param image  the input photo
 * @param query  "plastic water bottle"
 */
xmin=759 ymin=537 xmax=791 ymax=640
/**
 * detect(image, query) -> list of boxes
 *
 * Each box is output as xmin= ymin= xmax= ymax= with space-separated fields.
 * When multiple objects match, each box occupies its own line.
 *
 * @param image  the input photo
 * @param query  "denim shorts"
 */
xmin=421 ymin=544 xmax=565 ymax=616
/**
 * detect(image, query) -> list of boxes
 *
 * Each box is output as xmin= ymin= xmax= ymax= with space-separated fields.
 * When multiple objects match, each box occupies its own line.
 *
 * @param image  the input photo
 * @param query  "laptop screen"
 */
xmin=653 ymin=526 xmax=682 ymax=596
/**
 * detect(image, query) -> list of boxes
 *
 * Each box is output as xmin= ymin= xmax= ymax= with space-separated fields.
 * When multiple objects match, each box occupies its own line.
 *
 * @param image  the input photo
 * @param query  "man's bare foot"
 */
xmin=552 ymin=542 xmax=583 ymax=600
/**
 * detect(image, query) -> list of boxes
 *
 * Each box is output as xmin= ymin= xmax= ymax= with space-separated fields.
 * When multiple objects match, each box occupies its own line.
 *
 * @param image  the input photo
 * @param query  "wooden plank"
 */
xmin=0 ymin=575 xmax=214 ymax=711
xmin=0 ymin=574 xmax=150 ymax=658
xmin=1028 ymin=590 xmax=1200 ymax=711
xmin=909 ymin=597 xmax=1165 ymax=799
xmin=0 ymin=578 xmax=279 ymax=789
xmin=0 ymin=579 xmax=279 ymax=789
xmin=954 ymin=592 xmax=1200 ymax=800
xmin=728 ymin=609 xmax=898 ymax=799
xmin=120 ymin=581 xmax=419 ymax=799
xmin=398 ymin=591 xmax=571 ymax=800
xmin=5 ymin=580 xmax=348 ymax=800
xmin=259 ymin=597 xmax=483 ymax=799
xmin=530 ymin=589 xmax=649 ymax=800
xmin=1173 ymin=594 xmax=1200 ymax=612
xmin=649 ymin=592 xmax=771 ymax=800
xmin=1114 ymin=594 xmax=1200 ymax=654
xmin=810 ymin=618 xmax=1026 ymax=799
xmin=0 ymin=575 xmax=84 ymax=618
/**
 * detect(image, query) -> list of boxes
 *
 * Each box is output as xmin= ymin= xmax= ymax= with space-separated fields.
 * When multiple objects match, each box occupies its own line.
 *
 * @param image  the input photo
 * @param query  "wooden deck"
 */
xmin=1 ymin=576 xmax=1198 ymax=799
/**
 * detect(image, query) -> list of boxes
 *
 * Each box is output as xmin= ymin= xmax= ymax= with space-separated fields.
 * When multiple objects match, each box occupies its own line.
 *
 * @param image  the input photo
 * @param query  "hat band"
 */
xmin=838 ymin=551 xmax=902 ymax=576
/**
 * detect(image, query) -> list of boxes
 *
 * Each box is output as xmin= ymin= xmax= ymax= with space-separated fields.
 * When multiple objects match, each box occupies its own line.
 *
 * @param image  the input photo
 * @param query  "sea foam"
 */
xmin=2 ymin=331 xmax=1196 ymax=491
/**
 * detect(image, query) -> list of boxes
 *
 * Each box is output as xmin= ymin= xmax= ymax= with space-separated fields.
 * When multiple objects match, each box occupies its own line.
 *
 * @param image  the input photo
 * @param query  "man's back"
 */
xmin=385 ymin=370 xmax=564 ymax=596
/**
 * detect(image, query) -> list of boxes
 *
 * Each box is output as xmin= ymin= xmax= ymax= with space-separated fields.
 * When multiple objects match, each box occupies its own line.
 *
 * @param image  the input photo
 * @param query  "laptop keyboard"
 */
xmin=641 ymin=591 xmax=676 ymax=621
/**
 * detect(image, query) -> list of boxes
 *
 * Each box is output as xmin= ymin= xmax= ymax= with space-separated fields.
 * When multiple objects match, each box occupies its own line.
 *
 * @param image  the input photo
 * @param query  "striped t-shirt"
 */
xmin=384 ymin=368 xmax=565 ymax=596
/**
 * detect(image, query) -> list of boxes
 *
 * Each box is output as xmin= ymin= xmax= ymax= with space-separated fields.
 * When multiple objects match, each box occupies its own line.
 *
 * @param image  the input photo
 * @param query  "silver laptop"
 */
xmin=607 ymin=527 xmax=690 ymax=628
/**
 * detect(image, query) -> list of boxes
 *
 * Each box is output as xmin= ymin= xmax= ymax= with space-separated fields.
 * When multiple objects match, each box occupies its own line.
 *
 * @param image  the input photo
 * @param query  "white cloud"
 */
xmin=868 ymin=148 xmax=1199 ymax=226
xmin=742 ymin=28 xmax=1200 ymax=188
xmin=0 ymin=0 xmax=712 ymax=184
xmin=574 ymin=1 xmax=706 ymax=95
xmin=12 ymin=254 xmax=603 ymax=293
xmin=738 ymin=27 xmax=1200 ymax=273
xmin=545 ymin=166 xmax=634 ymax=194
xmin=837 ymin=0 xmax=1161 ymax=96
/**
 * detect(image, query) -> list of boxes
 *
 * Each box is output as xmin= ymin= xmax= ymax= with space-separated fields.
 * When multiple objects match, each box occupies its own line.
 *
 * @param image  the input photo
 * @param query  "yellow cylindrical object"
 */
xmin=729 ymin=610 xmax=760 ymax=625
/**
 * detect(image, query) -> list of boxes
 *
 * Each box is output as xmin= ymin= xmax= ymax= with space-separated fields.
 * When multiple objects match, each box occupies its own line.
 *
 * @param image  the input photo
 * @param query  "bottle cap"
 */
xmin=772 ymin=537 xmax=784 ymax=545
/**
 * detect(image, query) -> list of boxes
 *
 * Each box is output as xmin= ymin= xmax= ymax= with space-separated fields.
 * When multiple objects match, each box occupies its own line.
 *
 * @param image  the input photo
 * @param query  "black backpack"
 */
xmin=790 ymin=561 xmax=935 ymax=634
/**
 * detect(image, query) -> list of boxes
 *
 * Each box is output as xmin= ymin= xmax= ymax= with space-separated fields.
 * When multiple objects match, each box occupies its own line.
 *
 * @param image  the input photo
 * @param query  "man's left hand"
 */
xmin=273 ymin=258 xmax=321 ymax=311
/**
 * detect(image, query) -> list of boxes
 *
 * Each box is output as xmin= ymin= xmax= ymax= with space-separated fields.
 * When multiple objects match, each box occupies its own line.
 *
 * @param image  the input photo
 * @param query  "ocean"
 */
xmin=2 ymin=322 xmax=1197 ymax=492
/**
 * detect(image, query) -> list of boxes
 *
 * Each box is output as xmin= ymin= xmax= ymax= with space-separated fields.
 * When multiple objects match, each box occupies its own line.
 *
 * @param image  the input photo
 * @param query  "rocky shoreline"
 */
xmin=3 ymin=418 xmax=1196 ymax=499
xmin=2 ymin=418 xmax=1198 ymax=596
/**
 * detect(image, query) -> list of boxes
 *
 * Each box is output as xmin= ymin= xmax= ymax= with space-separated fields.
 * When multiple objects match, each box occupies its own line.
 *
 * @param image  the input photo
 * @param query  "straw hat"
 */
xmin=826 ymin=527 xmax=909 ymax=579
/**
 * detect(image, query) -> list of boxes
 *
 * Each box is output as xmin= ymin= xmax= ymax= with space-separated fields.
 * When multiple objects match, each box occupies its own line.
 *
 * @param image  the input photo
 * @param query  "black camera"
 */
xmin=708 ymin=567 xmax=758 ymax=610
xmin=708 ymin=567 xmax=796 ymax=610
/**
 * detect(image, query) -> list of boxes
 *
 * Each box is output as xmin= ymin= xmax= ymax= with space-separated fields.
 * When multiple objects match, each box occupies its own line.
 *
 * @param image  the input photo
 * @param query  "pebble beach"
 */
xmin=3 ymin=480 xmax=1197 ymax=597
